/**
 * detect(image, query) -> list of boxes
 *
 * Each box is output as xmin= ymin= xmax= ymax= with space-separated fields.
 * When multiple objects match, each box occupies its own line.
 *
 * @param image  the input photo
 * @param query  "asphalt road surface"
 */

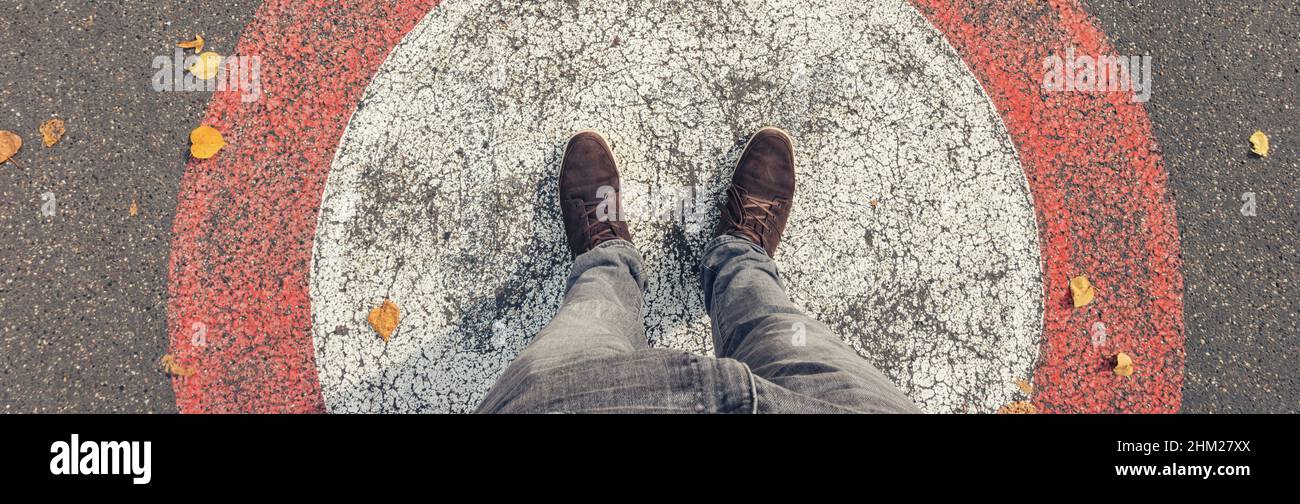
xmin=0 ymin=0 xmax=1295 ymax=413
xmin=1089 ymin=1 xmax=1298 ymax=412
xmin=1 ymin=1 xmax=258 ymax=412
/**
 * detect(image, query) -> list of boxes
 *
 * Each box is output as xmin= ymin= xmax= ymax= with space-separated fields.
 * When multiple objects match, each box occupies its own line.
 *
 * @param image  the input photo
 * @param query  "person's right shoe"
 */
xmin=715 ymin=127 xmax=796 ymax=257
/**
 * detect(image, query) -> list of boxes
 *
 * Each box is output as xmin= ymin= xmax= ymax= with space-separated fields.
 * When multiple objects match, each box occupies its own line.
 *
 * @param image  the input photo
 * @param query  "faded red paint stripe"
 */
xmin=166 ymin=0 xmax=439 ymax=412
xmin=169 ymin=0 xmax=1183 ymax=413
xmin=910 ymin=0 xmax=1185 ymax=412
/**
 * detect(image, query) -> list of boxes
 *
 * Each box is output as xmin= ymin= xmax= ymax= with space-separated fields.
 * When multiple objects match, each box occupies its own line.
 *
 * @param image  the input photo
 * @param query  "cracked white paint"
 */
xmin=310 ymin=0 xmax=1043 ymax=413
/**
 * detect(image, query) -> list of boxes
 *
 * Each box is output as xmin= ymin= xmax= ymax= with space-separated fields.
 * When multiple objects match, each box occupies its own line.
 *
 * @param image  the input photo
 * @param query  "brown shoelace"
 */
xmin=580 ymin=199 xmax=621 ymax=250
xmin=724 ymin=185 xmax=782 ymax=249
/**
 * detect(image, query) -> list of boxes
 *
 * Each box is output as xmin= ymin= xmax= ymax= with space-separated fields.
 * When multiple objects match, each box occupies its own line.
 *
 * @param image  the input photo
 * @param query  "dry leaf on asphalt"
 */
xmin=129 ymin=200 xmax=138 ymax=216
xmin=1015 ymin=379 xmax=1033 ymax=395
xmin=368 ymin=299 xmax=400 ymax=342
xmin=177 ymin=34 xmax=205 ymax=52
xmin=189 ymin=124 xmax=225 ymax=159
xmin=997 ymin=401 xmax=1038 ymax=414
xmin=1069 ymin=275 xmax=1095 ymax=308
xmin=39 ymin=118 xmax=65 ymax=147
xmin=160 ymin=354 xmax=196 ymax=377
xmin=0 ymin=130 xmax=21 ymax=165
xmin=1114 ymin=352 xmax=1135 ymax=377
xmin=1250 ymin=130 xmax=1269 ymax=157
xmin=188 ymin=51 xmax=222 ymax=79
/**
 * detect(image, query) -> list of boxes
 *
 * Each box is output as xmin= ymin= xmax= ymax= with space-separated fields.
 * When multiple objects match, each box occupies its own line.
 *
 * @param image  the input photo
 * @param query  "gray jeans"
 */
xmin=476 ymin=235 xmax=921 ymax=413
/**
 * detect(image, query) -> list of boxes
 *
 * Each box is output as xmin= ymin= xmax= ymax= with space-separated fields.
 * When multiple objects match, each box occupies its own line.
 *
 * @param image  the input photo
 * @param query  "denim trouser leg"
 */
xmin=700 ymin=235 xmax=921 ymax=413
xmin=477 ymin=239 xmax=753 ymax=413
xmin=508 ymin=239 xmax=650 ymax=365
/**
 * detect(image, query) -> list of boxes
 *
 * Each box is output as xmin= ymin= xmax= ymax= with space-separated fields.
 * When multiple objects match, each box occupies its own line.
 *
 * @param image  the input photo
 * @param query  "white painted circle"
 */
xmin=310 ymin=0 xmax=1043 ymax=413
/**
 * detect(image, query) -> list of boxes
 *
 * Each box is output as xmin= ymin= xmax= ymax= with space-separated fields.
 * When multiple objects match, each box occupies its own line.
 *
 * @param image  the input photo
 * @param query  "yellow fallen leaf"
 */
xmin=1015 ymin=379 xmax=1033 ymax=395
xmin=0 ymin=130 xmax=21 ymax=165
xmin=1249 ymin=130 xmax=1269 ymax=157
xmin=39 ymin=118 xmax=65 ymax=148
xmin=178 ymin=34 xmax=205 ymax=53
xmin=997 ymin=401 xmax=1038 ymax=414
xmin=188 ymin=51 xmax=222 ymax=79
xmin=1069 ymin=275 xmax=1095 ymax=308
xmin=160 ymin=354 xmax=196 ymax=377
xmin=129 ymin=199 xmax=138 ymax=216
xmin=1114 ymin=352 xmax=1134 ymax=377
xmin=189 ymin=124 xmax=225 ymax=159
xmin=368 ymin=299 xmax=400 ymax=342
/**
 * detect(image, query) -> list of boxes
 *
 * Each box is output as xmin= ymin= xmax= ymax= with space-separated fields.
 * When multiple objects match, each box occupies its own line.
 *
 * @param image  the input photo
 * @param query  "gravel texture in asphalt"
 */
xmin=0 ymin=1 xmax=257 ymax=412
xmin=1090 ymin=0 xmax=1298 ymax=413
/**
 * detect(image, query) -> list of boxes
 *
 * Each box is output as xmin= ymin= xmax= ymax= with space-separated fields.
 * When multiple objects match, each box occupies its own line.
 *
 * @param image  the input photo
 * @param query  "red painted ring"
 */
xmin=911 ymin=0 xmax=1184 ymax=412
xmin=166 ymin=0 xmax=1183 ymax=413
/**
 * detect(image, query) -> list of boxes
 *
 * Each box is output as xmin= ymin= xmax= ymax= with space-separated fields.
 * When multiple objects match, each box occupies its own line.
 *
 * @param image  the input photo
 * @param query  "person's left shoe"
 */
xmin=559 ymin=130 xmax=632 ymax=257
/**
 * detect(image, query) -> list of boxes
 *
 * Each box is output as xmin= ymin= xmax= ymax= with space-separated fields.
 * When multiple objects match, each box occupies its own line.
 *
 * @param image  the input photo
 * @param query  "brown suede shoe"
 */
xmin=716 ymin=127 xmax=795 ymax=257
xmin=559 ymin=130 xmax=632 ymax=257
